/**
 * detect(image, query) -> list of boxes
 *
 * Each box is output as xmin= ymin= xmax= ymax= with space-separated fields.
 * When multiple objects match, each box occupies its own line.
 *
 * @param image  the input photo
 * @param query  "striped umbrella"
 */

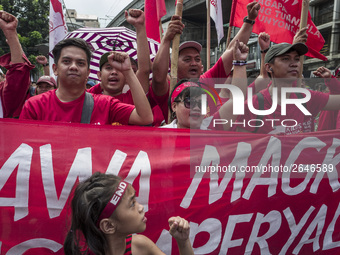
xmin=52 ymin=27 xmax=160 ymax=81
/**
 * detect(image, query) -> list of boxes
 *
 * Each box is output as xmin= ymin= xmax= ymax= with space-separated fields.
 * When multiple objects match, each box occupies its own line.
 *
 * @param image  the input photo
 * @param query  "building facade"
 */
xmin=65 ymin=9 xmax=100 ymax=31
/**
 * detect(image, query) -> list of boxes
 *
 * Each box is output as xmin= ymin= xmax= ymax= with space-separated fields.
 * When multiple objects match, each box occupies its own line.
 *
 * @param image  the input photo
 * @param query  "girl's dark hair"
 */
xmin=168 ymin=79 xmax=204 ymax=121
xmin=64 ymin=172 xmax=121 ymax=255
xmin=52 ymin=38 xmax=93 ymax=68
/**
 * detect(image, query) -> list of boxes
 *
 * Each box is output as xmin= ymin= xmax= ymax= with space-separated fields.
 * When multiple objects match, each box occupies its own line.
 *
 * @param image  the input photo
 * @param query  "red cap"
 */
xmin=37 ymin=76 xmax=57 ymax=88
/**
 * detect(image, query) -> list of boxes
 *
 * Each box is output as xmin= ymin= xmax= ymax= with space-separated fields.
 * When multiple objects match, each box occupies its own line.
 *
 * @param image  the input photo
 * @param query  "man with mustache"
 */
xmin=151 ymin=1 xmax=261 ymax=120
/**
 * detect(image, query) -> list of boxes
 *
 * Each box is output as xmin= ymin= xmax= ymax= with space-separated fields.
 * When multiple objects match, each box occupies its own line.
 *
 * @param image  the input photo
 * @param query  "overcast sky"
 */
xmin=63 ymin=0 xmax=133 ymax=27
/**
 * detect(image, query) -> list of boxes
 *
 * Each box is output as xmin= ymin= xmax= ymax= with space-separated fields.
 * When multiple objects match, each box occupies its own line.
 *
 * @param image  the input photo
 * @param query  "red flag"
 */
xmin=230 ymin=0 xmax=327 ymax=61
xmin=49 ymin=0 xmax=68 ymax=75
xmin=145 ymin=0 xmax=167 ymax=42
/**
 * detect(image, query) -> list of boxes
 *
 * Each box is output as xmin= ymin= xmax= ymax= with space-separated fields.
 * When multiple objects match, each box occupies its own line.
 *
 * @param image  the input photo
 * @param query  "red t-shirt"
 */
xmin=88 ymin=83 xmax=165 ymax=126
xmin=19 ymin=90 xmax=134 ymax=125
xmin=317 ymin=110 xmax=337 ymax=131
xmin=317 ymin=77 xmax=340 ymax=131
xmin=235 ymin=88 xmax=329 ymax=134
xmin=88 ymin=83 xmax=135 ymax=104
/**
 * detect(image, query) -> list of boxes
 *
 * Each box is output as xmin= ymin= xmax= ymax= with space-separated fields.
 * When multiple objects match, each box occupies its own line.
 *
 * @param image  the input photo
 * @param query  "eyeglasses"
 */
xmin=175 ymin=97 xmax=201 ymax=109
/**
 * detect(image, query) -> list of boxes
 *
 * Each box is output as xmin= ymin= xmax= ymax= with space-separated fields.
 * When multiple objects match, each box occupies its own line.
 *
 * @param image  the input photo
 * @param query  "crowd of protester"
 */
xmin=1 ymin=4 xmax=340 ymax=134
xmin=1 ymin=2 xmax=340 ymax=253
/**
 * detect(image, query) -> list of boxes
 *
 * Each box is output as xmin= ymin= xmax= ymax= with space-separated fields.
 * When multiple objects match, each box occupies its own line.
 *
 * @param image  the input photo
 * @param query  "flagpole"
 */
xmin=226 ymin=0 xmax=236 ymax=47
xmin=159 ymin=20 xmax=163 ymax=41
xmin=226 ymin=25 xmax=232 ymax=48
xmin=207 ymin=0 xmax=211 ymax=70
xmin=168 ymin=0 xmax=184 ymax=123
xmin=299 ymin=0 xmax=309 ymax=81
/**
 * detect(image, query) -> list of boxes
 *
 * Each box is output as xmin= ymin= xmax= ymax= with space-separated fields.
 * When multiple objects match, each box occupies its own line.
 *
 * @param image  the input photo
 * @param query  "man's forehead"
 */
xmin=179 ymin=47 xmax=201 ymax=57
xmin=60 ymin=46 xmax=87 ymax=58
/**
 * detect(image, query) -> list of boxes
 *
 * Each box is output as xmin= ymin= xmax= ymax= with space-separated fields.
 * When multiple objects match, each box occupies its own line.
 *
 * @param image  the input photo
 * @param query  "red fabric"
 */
xmin=89 ymin=83 xmax=165 ymax=126
xmin=316 ymin=78 xmax=340 ymax=131
xmin=145 ymin=0 xmax=167 ymax=42
xmin=88 ymin=83 xmax=135 ymax=105
xmin=317 ymin=110 xmax=337 ymax=131
xmin=19 ymin=90 xmax=135 ymax=125
xmin=337 ymin=111 xmax=340 ymax=128
xmin=124 ymin=235 xmax=132 ymax=255
xmin=0 ymin=53 xmax=34 ymax=118
xmin=326 ymin=77 xmax=340 ymax=94
xmin=235 ymin=87 xmax=329 ymax=134
xmin=230 ymin=0 xmax=327 ymax=61
xmin=0 ymin=119 xmax=340 ymax=254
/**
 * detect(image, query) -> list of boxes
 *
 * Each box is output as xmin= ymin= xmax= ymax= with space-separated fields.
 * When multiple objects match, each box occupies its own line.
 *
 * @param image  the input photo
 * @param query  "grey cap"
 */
xmin=264 ymin=43 xmax=308 ymax=63
xmin=178 ymin=41 xmax=202 ymax=53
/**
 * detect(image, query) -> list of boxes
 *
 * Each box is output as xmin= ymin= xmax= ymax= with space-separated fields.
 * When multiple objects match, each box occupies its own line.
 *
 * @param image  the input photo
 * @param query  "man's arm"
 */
xmin=0 ymin=11 xmax=24 ymax=64
xmin=125 ymin=9 xmax=151 ymax=93
xmin=219 ymin=40 xmax=249 ymax=131
xmin=292 ymin=27 xmax=308 ymax=44
xmin=107 ymin=51 xmax=153 ymax=125
xmin=0 ymin=11 xmax=34 ymax=118
xmin=151 ymin=15 xmax=184 ymax=97
xmin=36 ymin=55 xmax=50 ymax=76
xmin=220 ymin=1 xmax=260 ymax=76
xmin=313 ymin=66 xmax=340 ymax=94
xmin=323 ymin=94 xmax=340 ymax=111
xmin=254 ymin=32 xmax=271 ymax=93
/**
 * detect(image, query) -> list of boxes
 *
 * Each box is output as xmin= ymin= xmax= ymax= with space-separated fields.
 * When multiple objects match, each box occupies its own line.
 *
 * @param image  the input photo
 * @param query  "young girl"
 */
xmin=64 ymin=172 xmax=194 ymax=255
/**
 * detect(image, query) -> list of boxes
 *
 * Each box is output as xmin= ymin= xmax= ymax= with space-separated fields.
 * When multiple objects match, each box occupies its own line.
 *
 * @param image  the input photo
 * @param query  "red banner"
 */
xmin=0 ymin=119 xmax=340 ymax=254
xmin=230 ymin=0 xmax=327 ymax=61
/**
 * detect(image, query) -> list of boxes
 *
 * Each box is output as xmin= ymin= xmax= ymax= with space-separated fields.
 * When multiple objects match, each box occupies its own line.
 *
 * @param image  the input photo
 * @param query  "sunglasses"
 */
xmin=175 ymin=97 xmax=201 ymax=109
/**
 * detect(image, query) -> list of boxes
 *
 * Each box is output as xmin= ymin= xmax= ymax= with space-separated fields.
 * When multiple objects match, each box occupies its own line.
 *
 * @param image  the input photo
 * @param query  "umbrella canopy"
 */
xmin=51 ymin=27 xmax=160 ymax=81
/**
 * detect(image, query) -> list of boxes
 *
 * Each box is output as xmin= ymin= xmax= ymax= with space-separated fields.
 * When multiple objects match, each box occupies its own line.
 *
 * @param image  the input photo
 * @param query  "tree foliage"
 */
xmin=0 ymin=0 xmax=49 ymax=75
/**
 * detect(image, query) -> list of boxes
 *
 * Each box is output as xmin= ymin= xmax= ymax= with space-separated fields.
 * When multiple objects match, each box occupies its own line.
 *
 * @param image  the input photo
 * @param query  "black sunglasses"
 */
xmin=175 ymin=97 xmax=201 ymax=109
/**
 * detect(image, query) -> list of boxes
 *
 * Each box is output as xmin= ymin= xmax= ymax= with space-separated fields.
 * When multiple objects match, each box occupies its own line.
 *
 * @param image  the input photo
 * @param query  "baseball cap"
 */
xmin=179 ymin=41 xmax=202 ymax=53
xmin=37 ymin=76 xmax=57 ymax=87
xmin=264 ymin=43 xmax=308 ymax=63
xmin=86 ymin=80 xmax=96 ymax=87
xmin=99 ymin=52 xmax=110 ymax=70
xmin=99 ymin=52 xmax=135 ymax=70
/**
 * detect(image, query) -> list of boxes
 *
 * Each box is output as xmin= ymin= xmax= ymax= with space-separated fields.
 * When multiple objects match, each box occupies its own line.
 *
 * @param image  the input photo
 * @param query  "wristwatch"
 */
xmin=243 ymin=16 xmax=255 ymax=25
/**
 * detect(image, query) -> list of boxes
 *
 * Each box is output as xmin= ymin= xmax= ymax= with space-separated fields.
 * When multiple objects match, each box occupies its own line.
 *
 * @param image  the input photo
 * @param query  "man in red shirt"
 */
xmin=235 ymin=43 xmax=340 ymax=135
xmin=20 ymin=38 xmax=153 ymax=126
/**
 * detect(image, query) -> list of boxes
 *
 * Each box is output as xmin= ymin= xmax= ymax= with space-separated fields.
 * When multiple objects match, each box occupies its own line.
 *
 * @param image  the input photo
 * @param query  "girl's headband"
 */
xmin=96 ymin=181 xmax=128 ymax=227
xmin=170 ymin=81 xmax=199 ymax=105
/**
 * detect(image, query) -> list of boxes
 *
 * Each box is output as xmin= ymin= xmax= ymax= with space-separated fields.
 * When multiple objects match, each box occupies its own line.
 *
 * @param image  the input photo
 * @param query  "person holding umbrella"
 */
xmin=19 ymin=37 xmax=153 ymax=126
